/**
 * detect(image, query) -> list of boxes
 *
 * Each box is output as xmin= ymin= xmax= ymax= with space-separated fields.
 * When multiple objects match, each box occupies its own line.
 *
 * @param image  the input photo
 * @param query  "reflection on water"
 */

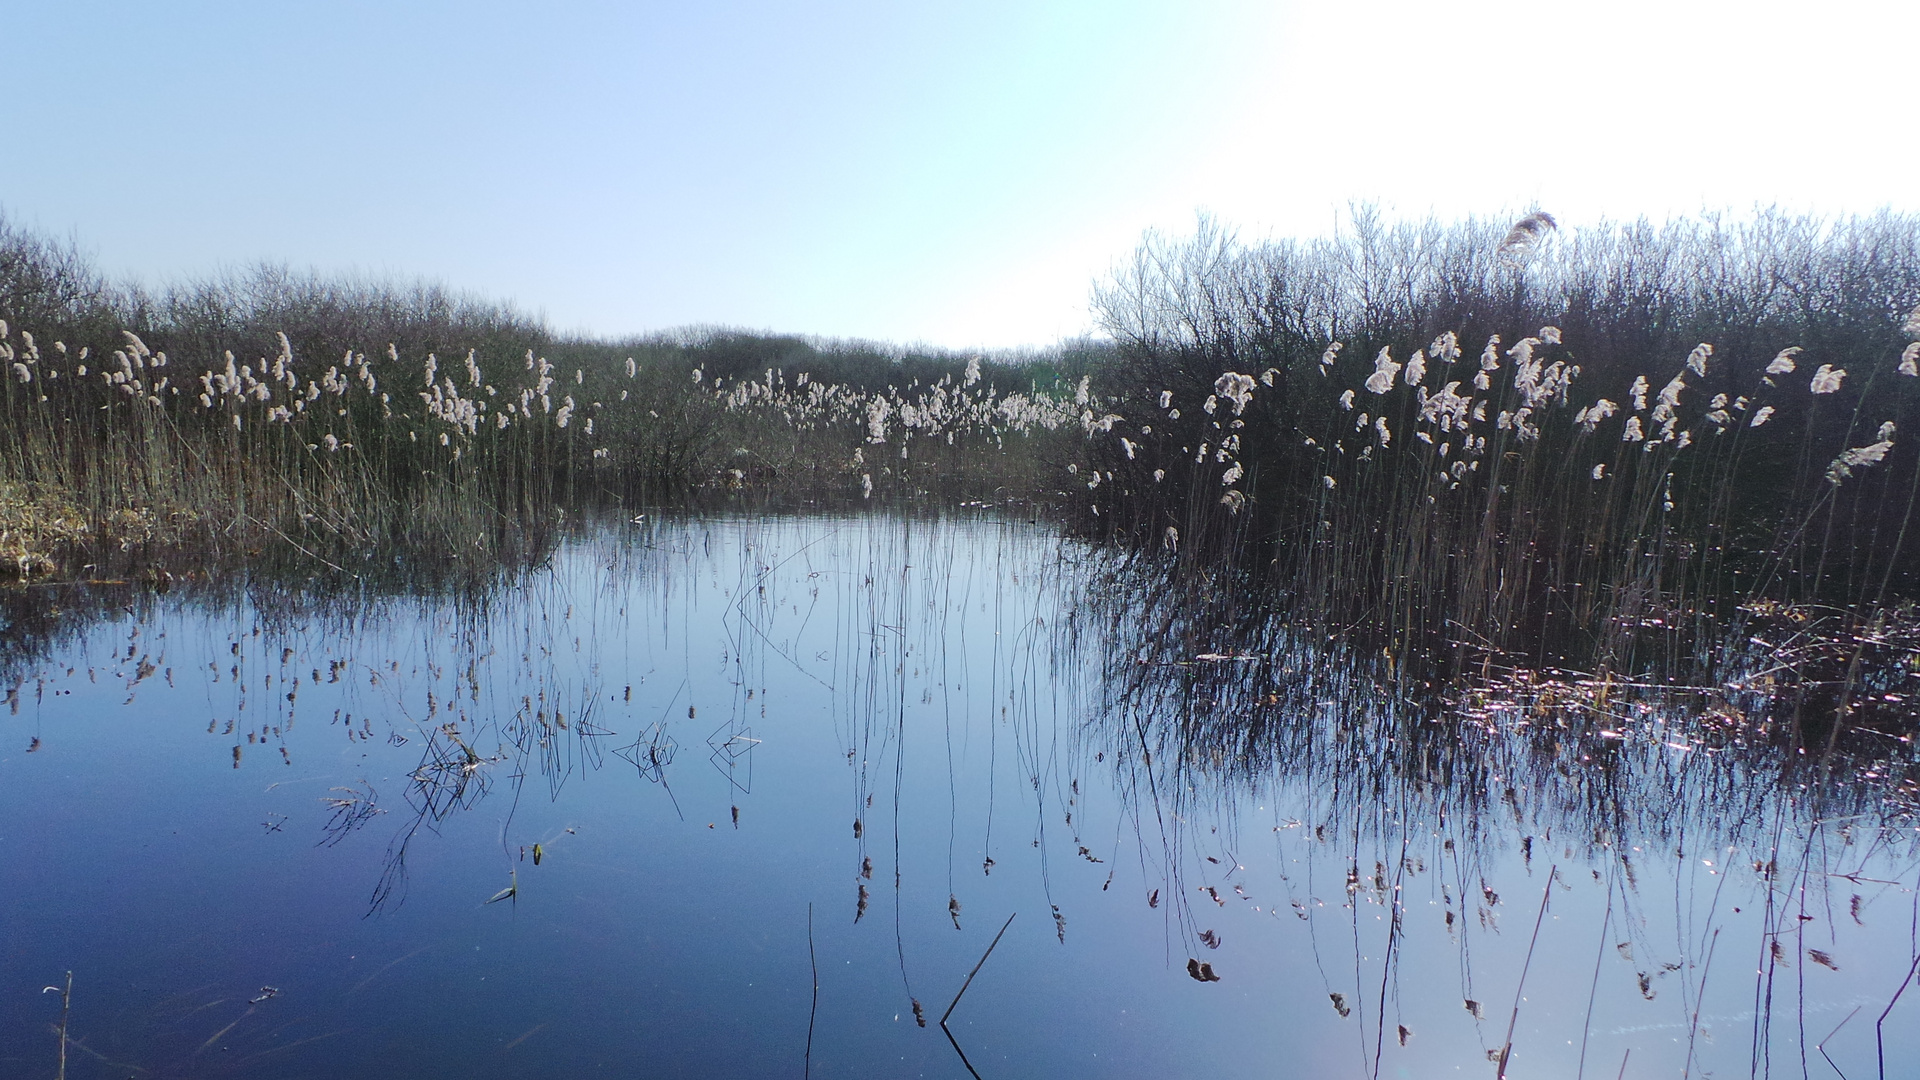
xmin=1 ymin=515 xmax=1915 ymax=1078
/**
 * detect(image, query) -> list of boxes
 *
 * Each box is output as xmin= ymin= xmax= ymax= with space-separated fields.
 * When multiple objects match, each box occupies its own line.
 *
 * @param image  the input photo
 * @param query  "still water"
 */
xmin=2 ymin=515 xmax=1915 ymax=1078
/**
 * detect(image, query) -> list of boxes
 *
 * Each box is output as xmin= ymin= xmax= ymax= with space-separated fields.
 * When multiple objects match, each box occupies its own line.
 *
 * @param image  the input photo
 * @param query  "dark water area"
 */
xmin=2 ymin=515 xmax=1917 ymax=1079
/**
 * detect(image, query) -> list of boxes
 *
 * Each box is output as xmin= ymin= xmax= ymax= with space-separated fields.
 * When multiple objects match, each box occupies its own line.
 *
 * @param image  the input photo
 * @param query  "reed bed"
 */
xmin=0 ymin=318 xmax=1100 ymax=577
xmin=1077 ymin=208 xmax=1920 ymax=674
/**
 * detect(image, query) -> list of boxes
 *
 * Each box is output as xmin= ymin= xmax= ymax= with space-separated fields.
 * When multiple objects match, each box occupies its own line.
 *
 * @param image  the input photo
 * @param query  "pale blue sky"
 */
xmin=4 ymin=1 xmax=1915 ymax=348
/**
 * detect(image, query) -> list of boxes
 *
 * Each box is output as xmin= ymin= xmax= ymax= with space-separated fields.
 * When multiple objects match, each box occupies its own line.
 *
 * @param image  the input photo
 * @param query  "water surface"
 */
xmin=2 ymin=515 xmax=1916 ymax=1078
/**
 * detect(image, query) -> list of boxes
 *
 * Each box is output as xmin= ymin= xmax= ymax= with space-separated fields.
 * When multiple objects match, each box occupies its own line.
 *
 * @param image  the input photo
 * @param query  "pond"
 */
xmin=2 ymin=514 xmax=1916 ymax=1078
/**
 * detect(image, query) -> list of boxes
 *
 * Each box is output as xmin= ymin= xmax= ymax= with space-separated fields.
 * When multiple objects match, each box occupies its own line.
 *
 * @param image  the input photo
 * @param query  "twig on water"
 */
xmin=805 ymin=903 xmax=820 ymax=1080
xmin=1497 ymin=866 xmax=1555 ymax=1080
xmin=1817 ymin=1006 xmax=1860 ymax=1079
xmin=43 ymin=971 xmax=72 ymax=1080
xmin=941 ymin=912 xmax=1016 ymax=1080
xmin=1682 ymin=927 xmax=1722 ymax=1080
xmin=1878 ymin=951 xmax=1920 ymax=1080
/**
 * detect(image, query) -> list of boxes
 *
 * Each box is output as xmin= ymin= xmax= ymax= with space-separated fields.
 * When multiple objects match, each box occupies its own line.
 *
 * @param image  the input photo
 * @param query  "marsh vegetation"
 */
xmin=3 ymin=207 xmax=1919 ymax=1078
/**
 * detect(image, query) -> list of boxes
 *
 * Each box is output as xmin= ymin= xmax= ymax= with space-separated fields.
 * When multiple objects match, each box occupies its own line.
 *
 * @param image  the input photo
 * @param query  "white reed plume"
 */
xmin=1685 ymin=343 xmax=1712 ymax=377
xmin=1879 ymin=421 xmax=1896 ymax=441
xmin=1496 ymin=211 xmax=1557 ymax=259
xmin=1479 ymin=335 xmax=1502 ymax=371
xmin=1826 ymin=435 xmax=1895 ymax=484
xmin=1158 ymin=389 xmax=1173 ymax=409
xmin=1810 ymin=364 xmax=1846 ymax=394
xmin=1221 ymin=462 xmax=1244 ymax=486
xmin=1323 ymin=475 xmax=1336 ymax=489
xmin=1429 ymin=331 xmax=1461 ymax=363
xmin=1075 ymin=375 xmax=1091 ymax=407
xmin=1214 ymin=371 xmax=1256 ymax=415
xmin=423 ymin=354 xmax=438 ymax=388
xmin=691 ymin=367 xmax=703 ymax=384
xmin=1154 ymin=469 xmax=1165 ymax=483
xmin=1203 ymin=395 xmax=1217 ymax=415
xmin=1338 ymin=389 xmax=1355 ymax=410
xmin=1592 ymin=464 xmax=1606 ymax=479
xmin=964 ymin=356 xmax=981 ymax=387
xmin=1899 ymin=342 xmax=1919 ymax=377
xmin=1539 ymin=326 xmax=1562 ymax=345
xmin=1766 ymin=347 xmax=1801 ymax=375
xmin=1651 ymin=374 xmax=1685 ymax=424
xmin=1259 ymin=367 xmax=1280 ymax=386
xmin=1630 ymin=375 xmax=1649 ymax=410
xmin=10 ymin=363 xmax=27 ymax=383
xmin=1623 ymin=416 xmax=1645 ymax=442
xmin=1902 ymin=301 xmax=1920 ymax=339
xmin=1403 ymin=349 xmax=1426 ymax=386
xmin=1374 ymin=416 xmax=1392 ymax=446
xmin=1219 ymin=490 xmax=1245 ymax=512
xmin=626 ymin=357 xmax=638 ymax=378
xmin=1364 ymin=347 xmax=1401 ymax=394
xmin=860 ymin=473 xmax=873 ymax=499
xmin=1574 ymin=398 xmax=1617 ymax=429
xmin=1121 ymin=438 xmax=1137 ymax=460
xmin=1320 ymin=342 xmax=1342 ymax=371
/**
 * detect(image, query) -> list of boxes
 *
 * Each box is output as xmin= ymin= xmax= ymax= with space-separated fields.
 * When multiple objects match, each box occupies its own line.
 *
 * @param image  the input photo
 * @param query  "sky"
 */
xmin=3 ymin=0 xmax=1916 ymax=349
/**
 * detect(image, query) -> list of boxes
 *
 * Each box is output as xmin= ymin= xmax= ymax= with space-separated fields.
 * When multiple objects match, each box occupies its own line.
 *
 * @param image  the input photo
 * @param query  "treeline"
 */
xmin=1073 ymin=208 xmax=1920 ymax=669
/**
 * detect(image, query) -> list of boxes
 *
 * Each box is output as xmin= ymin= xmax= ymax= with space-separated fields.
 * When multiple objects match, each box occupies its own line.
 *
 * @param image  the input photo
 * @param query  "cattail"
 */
xmin=1766 ymin=347 xmax=1801 ymax=375
xmin=1810 ymin=364 xmax=1846 ymax=394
